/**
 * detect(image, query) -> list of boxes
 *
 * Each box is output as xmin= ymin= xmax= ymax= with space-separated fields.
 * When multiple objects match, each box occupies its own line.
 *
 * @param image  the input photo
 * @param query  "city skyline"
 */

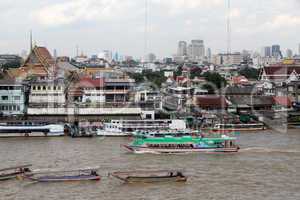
xmin=1 ymin=0 xmax=300 ymax=58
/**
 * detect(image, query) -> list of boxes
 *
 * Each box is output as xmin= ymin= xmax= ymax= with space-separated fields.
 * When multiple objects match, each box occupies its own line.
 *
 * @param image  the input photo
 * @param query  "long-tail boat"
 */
xmin=110 ymin=170 xmax=187 ymax=183
xmin=24 ymin=168 xmax=100 ymax=182
xmin=124 ymin=132 xmax=240 ymax=154
xmin=0 ymin=165 xmax=32 ymax=181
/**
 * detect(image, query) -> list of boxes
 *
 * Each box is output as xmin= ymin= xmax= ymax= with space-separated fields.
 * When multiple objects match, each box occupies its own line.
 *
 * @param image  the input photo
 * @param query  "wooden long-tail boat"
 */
xmin=24 ymin=168 xmax=101 ymax=182
xmin=110 ymin=170 xmax=187 ymax=183
xmin=0 ymin=164 xmax=32 ymax=181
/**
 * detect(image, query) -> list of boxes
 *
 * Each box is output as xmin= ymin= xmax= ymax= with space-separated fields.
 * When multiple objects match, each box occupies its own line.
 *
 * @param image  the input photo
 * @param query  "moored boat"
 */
xmin=0 ymin=123 xmax=65 ymax=137
xmin=124 ymin=133 xmax=239 ymax=154
xmin=24 ymin=168 xmax=100 ymax=182
xmin=203 ymin=123 xmax=266 ymax=132
xmin=97 ymin=119 xmax=186 ymax=137
xmin=0 ymin=164 xmax=32 ymax=181
xmin=110 ymin=170 xmax=187 ymax=183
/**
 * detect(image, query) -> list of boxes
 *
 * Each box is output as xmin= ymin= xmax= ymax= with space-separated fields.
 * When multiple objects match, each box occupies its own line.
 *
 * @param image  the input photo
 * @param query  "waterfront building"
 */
xmin=0 ymin=78 xmax=25 ymax=116
xmin=29 ymin=78 xmax=66 ymax=107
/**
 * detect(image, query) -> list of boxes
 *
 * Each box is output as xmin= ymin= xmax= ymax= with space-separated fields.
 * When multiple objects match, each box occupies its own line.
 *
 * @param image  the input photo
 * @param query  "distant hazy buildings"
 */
xmin=212 ymin=53 xmax=243 ymax=66
xmin=286 ymin=49 xmax=293 ymax=58
xmin=188 ymin=40 xmax=205 ymax=61
xmin=175 ymin=39 xmax=205 ymax=63
xmin=177 ymin=41 xmax=187 ymax=56
xmin=206 ymin=48 xmax=212 ymax=62
xmin=261 ymin=46 xmax=272 ymax=57
xmin=145 ymin=53 xmax=156 ymax=63
xmin=298 ymin=43 xmax=300 ymax=55
xmin=272 ymin=45 xmax=282 ymax=58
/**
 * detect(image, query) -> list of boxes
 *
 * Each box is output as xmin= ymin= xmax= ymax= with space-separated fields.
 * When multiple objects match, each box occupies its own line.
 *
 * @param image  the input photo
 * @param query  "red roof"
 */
xmin=79 ymin=77 xmax=105 ymax=88
xmin=263 ymin=65 xmax=300 ymax=80
xmin=194 ymin=95 xmax=228 ymax=109
xmin=273 ymin=96 xmax=293 ymax=107
xmin=232 ymin=76 xmax=249 ymax=85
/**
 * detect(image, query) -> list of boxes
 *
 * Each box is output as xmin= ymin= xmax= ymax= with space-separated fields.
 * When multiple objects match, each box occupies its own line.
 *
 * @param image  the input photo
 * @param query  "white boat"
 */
xmin=206 ymin=123 xmax=266 ymax=132
xmin=97 ymin=119 xmax=186 ymax=137
xmin=0 ymin=124 xmax=65 ymax=137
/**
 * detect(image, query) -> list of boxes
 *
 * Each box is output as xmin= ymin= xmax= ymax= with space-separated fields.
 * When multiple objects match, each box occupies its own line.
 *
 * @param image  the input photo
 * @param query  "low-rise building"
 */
xmin=0 ymin=79 xmax=25 ymax=116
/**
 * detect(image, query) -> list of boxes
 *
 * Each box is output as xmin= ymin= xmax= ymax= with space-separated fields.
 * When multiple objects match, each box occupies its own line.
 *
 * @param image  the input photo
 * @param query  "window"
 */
xmin=14 ymin=96 xmax=20 ymax=101
xmin=48 ymin=86 xmax=51 ymax=90
xmin=43 ymin=86 xmax=46 ymax=90
xmin=33 ymin=86 xmax=36 ymax=90
xmin=37 ymin=86 xmax=41 ymax=90
xmin=53 ymin=86 xmax=57 ymax=90
xmin=17 ymin=106 xmax=20 ymax=111
xmin=1 ymin=96 xmax=8 ymax=101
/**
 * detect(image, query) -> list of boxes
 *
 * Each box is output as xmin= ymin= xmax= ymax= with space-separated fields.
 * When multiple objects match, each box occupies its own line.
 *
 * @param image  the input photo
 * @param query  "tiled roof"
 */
xmin=273 ymin=96 xmax=293 ymax=107
xmin=263 ymin=65 xmax=300 ymax=80
xmin=79 ymin=77 xmax=105 ymax=88
xmin=194 ymin=95 xmax=228 ymax=108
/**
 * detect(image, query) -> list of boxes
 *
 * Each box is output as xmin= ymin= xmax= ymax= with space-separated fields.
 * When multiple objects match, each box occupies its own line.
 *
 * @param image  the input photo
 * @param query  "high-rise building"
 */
xmin=261 ymin=46 xmax=271 ymax=57
xmin=188 ymin=40 xmax=205 ymax=61
xmin=286 ymin=49 xmax=293 ymax=58
xmin=272 ymin=45 xmax=281 ymax=58
xmin=177 ymin=41 xmax=187 ymax=56
xmin=206 ymin=48 xmax=212 ymax=62
xmin=298 ymin=43 xmax=300 ymax=55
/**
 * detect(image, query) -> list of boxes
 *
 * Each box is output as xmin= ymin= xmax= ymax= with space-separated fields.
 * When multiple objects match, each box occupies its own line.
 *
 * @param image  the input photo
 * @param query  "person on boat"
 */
xmin=176 ymin=172 xmax=184 ymax=177
xmin=90 ymin=170 xmax=98 ymax=176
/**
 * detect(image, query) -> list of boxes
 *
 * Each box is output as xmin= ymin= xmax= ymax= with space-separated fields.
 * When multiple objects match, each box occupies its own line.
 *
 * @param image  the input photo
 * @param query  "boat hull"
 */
xmin=124 ymin=145 xmax=239 ymax=154
xmin=27 ymin=175 xmax=101 ymax=182
xmin=125 ymin=176 xmax=186 ymax=183
xmin=0 ymin=132 xmax=64 ymax=138
xmin=96 ymin=130 xmax=130 ymax=137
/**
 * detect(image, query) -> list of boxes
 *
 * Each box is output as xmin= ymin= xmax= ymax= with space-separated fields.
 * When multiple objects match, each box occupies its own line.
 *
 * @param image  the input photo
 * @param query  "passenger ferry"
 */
xmin=124 ymin=134 xmax=239 ymax=154
xmin=97 ymin=119 xmax=186 ymax=137
xmin=203 ymin=123 xmax=266 ymax=132
xmin=0 ymin=123 xmax=65 ymax=137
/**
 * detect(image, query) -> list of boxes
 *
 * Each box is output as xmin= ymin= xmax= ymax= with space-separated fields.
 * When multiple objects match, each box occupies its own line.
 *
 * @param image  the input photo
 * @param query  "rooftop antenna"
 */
xmin=30 ymin=30 xmax=33 ymax=51
xmin=227 ymin=0 xmax=231 ymax=54
xmin=76 ymin=45 xmax=79 ymax=57
xmin=144 ymin=0 xmax=149 ymax=64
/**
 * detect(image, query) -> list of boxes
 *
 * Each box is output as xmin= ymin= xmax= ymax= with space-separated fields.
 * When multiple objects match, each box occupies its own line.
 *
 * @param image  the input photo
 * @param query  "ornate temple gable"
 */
xmin=287 ymin=70 xmax=299 ymax=83
xmin=9 ymin=46 xmax=56 ymax=80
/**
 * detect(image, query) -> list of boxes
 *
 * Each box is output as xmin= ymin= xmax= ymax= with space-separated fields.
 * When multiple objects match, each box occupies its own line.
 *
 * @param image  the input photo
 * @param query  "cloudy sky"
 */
xmin=1 ymin=0 xmax=300 ymax=58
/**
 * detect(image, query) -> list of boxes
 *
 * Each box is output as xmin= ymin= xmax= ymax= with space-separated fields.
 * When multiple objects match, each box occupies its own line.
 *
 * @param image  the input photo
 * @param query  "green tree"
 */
xmin=238 ymin=67 xmax=259 ymax=80
xmin=202 ymin=72 xmax=227 ymax=89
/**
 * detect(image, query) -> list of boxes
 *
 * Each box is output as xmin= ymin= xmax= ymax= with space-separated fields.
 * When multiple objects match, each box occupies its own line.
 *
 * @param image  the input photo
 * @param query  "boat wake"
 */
xmin=240 ymin=147 xmax=300 ymax=154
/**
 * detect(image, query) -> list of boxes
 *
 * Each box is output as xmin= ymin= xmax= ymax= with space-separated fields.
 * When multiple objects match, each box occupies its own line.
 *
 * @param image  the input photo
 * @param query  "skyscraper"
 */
xmin=206 ymin=48 xmax=212 ymax=61
xmin=272 ymin=45 xmax=281 ymax=58
xmin=261 ymin=46 xmax=271 ymax=57
xmin=177 ymin=41 xmax=187 ymax=56
xmin=189 ymin=40 xmax=205 ymax=61
xmin=298 ymin=43 xmax=300 ymax=55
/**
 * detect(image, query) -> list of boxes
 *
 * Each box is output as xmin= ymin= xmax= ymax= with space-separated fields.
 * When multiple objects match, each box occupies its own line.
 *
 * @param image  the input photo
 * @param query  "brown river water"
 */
xmin=0 ymin=130 xmax=299 ymax=200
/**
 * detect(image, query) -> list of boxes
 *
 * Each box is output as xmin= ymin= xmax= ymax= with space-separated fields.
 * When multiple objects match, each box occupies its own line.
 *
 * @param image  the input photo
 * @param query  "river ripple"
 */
xmin=0 ymin=130 xmax=299 ymax=200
